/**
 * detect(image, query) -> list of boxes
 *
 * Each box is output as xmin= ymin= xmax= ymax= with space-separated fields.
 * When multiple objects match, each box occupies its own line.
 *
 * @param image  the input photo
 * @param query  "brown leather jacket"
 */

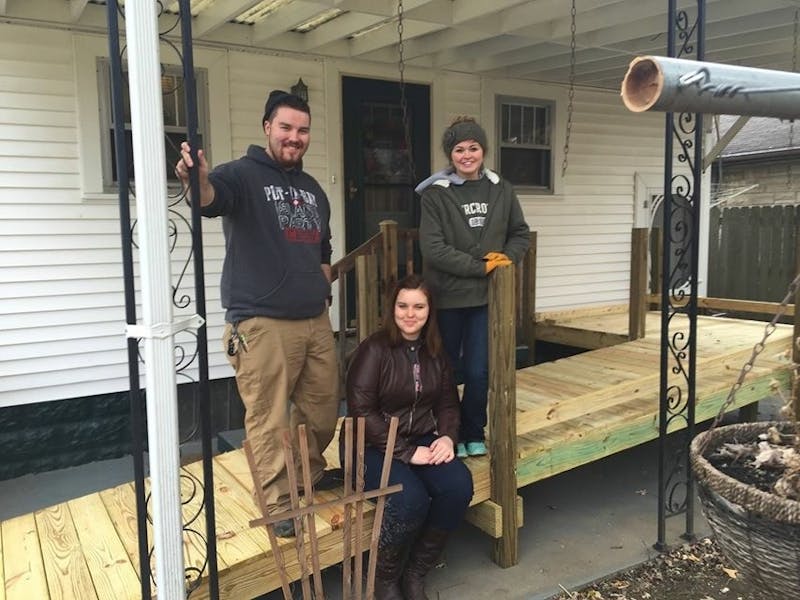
xmin=345 ymin=330 xmax=460 ymax=463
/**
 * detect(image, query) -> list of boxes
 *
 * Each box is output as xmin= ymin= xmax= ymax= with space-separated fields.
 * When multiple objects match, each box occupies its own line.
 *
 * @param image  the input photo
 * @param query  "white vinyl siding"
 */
xmin=1 ymin=20 xmax=667 ymax=408
xmin=0 ymin=25 xmax=234 ymax=408
xmin=527 ymin=90 xmax=664 ymax=310
xmin=226 ymin=51 xmax=326 ymax=181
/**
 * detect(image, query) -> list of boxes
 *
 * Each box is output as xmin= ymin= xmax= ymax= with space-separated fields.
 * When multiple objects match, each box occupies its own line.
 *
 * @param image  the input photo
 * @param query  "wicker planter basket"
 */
xmin=690 ymin=421 xmax=800 ymax=599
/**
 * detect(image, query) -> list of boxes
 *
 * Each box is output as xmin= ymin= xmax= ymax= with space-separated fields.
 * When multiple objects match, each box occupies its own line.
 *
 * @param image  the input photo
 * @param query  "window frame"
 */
xmin=495 ymin=94 xmax=555 ymax=194
xmin=96 ymin=58 xmax=211 ymax=193
xmin=73 ymin=35 xmax=231 ymax=203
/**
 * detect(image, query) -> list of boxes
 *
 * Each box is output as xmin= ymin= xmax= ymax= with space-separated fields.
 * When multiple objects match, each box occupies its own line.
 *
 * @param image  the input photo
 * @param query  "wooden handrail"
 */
xmin=330 ymin=233 xmax=383 ymax=283
xmin=646 ymin=294 xmax=796 ymax=317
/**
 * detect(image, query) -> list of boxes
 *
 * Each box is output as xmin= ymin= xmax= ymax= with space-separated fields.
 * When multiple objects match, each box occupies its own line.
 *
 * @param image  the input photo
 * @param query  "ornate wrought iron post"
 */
xmin=106 ymin=1 xmax=219 ymax=596
xmin=178 ymin=0 xmax=220 ymax=595
xmin=657 ymin=0 xmax=705 ymax=550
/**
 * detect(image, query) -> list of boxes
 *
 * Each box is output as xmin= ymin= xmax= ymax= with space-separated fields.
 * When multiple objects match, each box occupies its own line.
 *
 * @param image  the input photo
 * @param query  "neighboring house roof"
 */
xmin=718 ymin=115 xmax=800 ymax=162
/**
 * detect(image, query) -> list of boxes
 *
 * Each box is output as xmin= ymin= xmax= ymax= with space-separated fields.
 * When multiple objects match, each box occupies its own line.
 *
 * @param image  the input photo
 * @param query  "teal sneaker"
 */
xmin=466 ymin=441 xmax=487 ymax=456
xmin=456 ymin=442 xmax=468 ymax=458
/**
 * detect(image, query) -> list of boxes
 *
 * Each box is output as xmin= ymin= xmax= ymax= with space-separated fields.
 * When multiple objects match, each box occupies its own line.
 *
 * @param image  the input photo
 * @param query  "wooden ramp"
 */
xmin=515 ymin=314 xmax=792 ymax=486
xmin=1 ymin=315 xmax=793 ymax=599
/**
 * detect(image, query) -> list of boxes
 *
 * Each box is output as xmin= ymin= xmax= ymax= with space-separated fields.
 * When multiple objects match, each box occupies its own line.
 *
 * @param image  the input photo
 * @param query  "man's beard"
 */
xmin=272 ymin=140 xmax=304 ymax=168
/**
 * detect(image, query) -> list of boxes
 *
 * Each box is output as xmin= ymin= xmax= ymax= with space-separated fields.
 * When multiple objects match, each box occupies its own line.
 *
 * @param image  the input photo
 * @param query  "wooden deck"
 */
xmin=1 ymin=314 xmax=793 ymax=599
xmin=534 ymin=303 xmax=640 ymax=349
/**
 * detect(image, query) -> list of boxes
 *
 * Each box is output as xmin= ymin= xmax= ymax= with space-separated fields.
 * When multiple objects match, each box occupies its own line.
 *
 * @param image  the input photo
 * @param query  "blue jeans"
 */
xmin=437 ymin=305 xmax=489 ymax=442
xmin=341 ymin=434 xmax=474 ymax=534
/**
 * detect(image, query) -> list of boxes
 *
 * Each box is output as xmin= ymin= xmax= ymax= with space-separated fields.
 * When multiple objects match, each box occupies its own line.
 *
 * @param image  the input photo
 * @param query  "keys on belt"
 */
xmin=227 ymin=323 xmax=249 ymax=356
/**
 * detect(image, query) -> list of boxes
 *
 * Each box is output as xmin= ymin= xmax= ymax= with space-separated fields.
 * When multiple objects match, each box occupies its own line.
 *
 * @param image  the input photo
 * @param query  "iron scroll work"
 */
xmin=106 ymin=1 xmax=219 ymax=597
xmin=656 ymin=0 xmax=705 ymax=550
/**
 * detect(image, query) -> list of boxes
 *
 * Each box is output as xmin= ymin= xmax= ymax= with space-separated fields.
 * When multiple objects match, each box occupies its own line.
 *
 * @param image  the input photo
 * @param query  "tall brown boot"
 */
xmin=371 ymin=503 xmax=424 ymax=599
xmin=401 ymin=528 xmax=449 ymax=600
xmin=373 ymin=540 xmax=405 ymax=600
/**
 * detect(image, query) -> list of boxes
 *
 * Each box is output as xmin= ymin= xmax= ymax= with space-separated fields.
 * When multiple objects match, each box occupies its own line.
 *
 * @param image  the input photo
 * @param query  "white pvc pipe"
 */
xmin=621 ymin=56 xmax=800 ymax=119
xmin=124 ymin=3 xmax=185 ymax=599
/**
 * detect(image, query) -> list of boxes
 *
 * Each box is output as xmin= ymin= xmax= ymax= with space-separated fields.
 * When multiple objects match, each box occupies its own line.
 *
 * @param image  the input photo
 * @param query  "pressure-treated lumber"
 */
xmin=356 ymin=253 xmax=380 ymax=340
xmin=521 ymin=234 xmax=537 ymax=365
xmin=67 ymin=494 xmax=139 ymax=599
xmin=379 ymin=220 xmax=398 ymax=318
xmin=628 ymin=228 xmax=648 ymax=340
xmin=488 ymin=265 xmax=518 ymax=567
xmin=463 ymin=497 xmax=524 ymax=539
xmin=646 ymin=294 xmax=795 ymax=317
xmin=2 ymin=514 xmax=48 ymax=600
xmin=0 ymin=518 xmax=5 ymax=600
xmin=2 ymin=314 xmax=793 ymax=599
xmin=35 ymin=504 xmax=95 ymax=600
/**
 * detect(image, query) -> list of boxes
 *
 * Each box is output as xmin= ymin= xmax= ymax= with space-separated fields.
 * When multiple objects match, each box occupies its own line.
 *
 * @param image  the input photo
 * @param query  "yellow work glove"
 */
xmin=484 ymin=255 xmax=513 ymax=274
xmin=483 ymin=251 xmax=510 ymax=262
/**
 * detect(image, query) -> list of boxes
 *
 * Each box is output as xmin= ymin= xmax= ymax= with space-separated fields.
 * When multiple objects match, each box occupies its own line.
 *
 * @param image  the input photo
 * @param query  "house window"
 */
xmin=97 ymin=59 xmax=209 ymax=189
xmin=496 ymin=96 xmax=553 ymax=192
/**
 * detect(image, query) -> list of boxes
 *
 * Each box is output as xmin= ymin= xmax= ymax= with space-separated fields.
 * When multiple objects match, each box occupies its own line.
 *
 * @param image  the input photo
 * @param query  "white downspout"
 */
xmin=124 ymin=3 xmax=185 ymax=598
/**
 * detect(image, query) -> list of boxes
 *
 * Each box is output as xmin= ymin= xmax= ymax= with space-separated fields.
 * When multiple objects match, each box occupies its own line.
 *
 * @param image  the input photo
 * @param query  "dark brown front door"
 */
xmin=342 ymin=76 xmax=430 ymax=253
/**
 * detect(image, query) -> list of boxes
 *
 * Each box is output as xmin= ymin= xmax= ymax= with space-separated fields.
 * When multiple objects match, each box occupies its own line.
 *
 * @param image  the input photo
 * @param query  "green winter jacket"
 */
xmin=418 ymin=168 xmax=530 ymax=309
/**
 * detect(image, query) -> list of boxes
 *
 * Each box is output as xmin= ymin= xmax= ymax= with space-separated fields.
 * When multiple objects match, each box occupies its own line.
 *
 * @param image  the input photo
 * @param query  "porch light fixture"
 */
xmin=291 ymin=77 xmax=309 ymax=102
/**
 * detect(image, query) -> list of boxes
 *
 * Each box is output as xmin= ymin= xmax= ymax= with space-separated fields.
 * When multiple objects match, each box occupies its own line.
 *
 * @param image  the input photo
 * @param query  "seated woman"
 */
xmin=343 ymin=274 xmax=474 ymax=600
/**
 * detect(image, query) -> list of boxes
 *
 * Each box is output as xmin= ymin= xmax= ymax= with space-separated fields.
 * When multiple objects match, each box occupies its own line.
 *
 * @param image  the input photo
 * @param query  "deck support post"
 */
xmin=488 ymin=265 xmax=519 ymax=567
xmin=794 ymin=221 xmax=800 ymax=365
xmin=629 ymin=228 xmax=648 ymax=340
xmin=356 ymin=253 xmax=380 ymax=340
xmin=379 ymin=220 xmax=399 ymax=320
xmin=794 ymin=221 xmax=800 ymax=423
xmin=650 ymin=228 xmax=663 ymax=296
xmin=521 ymin=232 xmax=537 ymax=365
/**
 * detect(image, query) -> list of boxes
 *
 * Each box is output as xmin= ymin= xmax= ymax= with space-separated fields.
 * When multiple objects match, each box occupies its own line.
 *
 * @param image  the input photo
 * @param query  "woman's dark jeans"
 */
xmin=340 ymin=433 xmax=474 ymax=536
xmin=437 ymin=305 xmax=489 ymax=442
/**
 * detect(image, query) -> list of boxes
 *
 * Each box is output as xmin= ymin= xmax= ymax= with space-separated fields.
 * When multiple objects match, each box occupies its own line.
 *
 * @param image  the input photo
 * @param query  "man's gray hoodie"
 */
xmin=203 ymin=145 xmax=332 ymax=323
xmin=417 ymin=167 xmax=530 ymax=309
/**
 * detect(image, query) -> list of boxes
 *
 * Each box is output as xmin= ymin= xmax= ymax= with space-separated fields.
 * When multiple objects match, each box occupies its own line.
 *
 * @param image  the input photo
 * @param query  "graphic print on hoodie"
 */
xmin=264 ymin=184 xmax=322 ymax=243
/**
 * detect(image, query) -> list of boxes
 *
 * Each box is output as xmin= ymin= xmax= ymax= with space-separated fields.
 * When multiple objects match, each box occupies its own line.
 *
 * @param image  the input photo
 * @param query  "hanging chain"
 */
xmin=788 ymin=10 xmax=798 ymax=189
xmin=397 ymin=0 xmax=416 ymax=182
xmin=560 ymin=0 xmax=577 ymax=178
xmin=702 ymin=271 xmax=800 ymax=448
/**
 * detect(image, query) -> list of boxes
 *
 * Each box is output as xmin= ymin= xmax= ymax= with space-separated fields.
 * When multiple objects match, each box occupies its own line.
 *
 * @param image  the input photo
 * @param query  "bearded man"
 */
xmin=177 ymin=90 xmax=339 ymax=537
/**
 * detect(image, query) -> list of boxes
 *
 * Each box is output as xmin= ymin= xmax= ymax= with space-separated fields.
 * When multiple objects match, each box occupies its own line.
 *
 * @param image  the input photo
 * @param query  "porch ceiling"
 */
xmin=8 ymin=0 xmax=800 ymax=89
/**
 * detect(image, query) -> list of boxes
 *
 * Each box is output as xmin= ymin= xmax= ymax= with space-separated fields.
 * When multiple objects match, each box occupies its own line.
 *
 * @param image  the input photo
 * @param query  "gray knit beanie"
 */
xmin=441 ymin=119 xmax=488 ymax=158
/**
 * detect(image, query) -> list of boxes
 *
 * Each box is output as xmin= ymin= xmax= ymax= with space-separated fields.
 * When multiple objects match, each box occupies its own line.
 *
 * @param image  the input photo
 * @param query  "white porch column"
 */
xmin=124 ymin=3 xmax=185 ymax=598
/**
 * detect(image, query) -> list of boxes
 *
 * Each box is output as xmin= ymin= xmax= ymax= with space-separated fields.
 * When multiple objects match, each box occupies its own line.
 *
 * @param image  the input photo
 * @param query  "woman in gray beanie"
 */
xmin=417 ymin=116 xmax=530 ymax=463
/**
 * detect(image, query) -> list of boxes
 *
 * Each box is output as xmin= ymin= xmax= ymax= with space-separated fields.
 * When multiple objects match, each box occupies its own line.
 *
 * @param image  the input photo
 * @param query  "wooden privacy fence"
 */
xmin=708 ymin=204 xmax=800 ymax=302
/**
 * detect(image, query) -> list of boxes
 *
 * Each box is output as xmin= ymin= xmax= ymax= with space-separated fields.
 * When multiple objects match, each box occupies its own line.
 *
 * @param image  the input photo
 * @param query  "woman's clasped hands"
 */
xmin=410 ymin=435 xmax=455 ymax=465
